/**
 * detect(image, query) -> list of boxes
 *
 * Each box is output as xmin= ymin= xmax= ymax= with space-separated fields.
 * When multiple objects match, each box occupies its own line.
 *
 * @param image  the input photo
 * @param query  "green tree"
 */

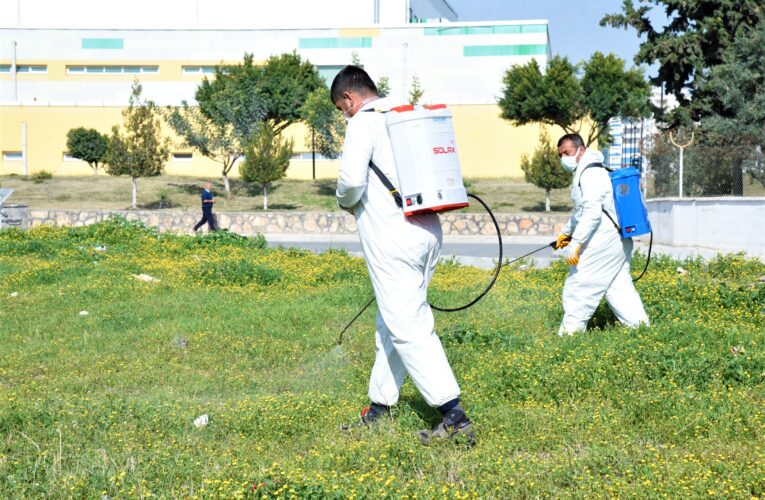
xmin=602 ymin=0 xmax=763 ymax=122
xmin=376 ymin=76 xmax=390 ymax=98
xmin=604 ymin=2 xmax=765 ymax=194
xmin=66 ymin=127 xmax=109 ymax=176
xmin=240 ymin=122 xmax=293 ymax=210
xmin=520 ymin=131 xmax=572 ymax=211
xmin=409 ymin=75 xmax=424 ymax=105
xmin=106 ymin=81 xmax=170 ymax=209
xmin=257 ymin=52 xmax=324 ymax=134
xmin=192 ymin=55 xmax=268 ymax=193
xmin=499 ymin=53 xmax=650 ymax=147
xmin=694 ymin=17 xmax=765 ymax=193
xmin=191 ymin=52 xmax=320 ymax=193
xmin=694 ymin=17 xmax=765 ymax=144
xmin=351 ymin=51 xmax=362 ymax=66
xmin=499 ymin=57 xmax=582 ymax=136
xmin=301 ymin=86 xmax=346 ymax=178
xmin=165 ymin=100 xmax=262 ymax=194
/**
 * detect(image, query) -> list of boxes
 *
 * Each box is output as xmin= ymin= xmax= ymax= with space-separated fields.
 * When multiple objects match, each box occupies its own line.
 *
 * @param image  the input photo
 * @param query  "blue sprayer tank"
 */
xmin=609 ymin=166 xmax=651 ymax=238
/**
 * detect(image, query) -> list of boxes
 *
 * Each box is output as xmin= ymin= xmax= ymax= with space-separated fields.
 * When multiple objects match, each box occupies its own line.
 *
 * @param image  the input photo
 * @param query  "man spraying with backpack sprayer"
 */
xmin=555 ymin=133 xmax=650 ymax=336
xmin=331 ymin=65 xmax=475 ymax=446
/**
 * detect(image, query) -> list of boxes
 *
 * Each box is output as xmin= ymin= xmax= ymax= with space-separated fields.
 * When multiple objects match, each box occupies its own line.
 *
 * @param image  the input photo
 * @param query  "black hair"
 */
xmin=557 ymin=133 xmax=585 ymax=148
xmin=330 ymin=65 xmax=378 ymax=104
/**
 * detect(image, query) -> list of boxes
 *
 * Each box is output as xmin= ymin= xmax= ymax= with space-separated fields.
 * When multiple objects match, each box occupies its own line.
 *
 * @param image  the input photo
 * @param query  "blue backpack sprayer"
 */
xmin=579 ymin=163 xmax=654 ymax=281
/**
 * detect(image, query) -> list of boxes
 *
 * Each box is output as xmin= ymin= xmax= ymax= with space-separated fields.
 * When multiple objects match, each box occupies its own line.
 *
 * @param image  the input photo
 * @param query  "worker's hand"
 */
xmin=563 ymin=243 xmax=581 ymax=266
xmin=555 ymin=233 xmax=572 ymax=249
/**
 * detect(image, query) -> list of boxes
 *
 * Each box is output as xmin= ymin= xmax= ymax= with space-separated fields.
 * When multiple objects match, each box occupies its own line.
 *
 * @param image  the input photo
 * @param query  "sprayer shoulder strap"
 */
xmin=578 ymin=163 xmax=620 ymax=233
xmin=360 ymin=108 xmax=403 ymax=209
xmin=369 ymin=161 xmax=403 ymax=208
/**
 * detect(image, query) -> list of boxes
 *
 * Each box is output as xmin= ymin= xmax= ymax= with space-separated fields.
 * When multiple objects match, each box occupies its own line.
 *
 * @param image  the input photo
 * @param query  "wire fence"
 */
xmin=642 ymin=133 xmax=765 ymax=199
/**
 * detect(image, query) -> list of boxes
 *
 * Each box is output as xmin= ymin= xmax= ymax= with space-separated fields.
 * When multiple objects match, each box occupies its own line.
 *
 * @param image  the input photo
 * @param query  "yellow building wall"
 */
xmin=0 ymin=104 xmax=580 ymax=180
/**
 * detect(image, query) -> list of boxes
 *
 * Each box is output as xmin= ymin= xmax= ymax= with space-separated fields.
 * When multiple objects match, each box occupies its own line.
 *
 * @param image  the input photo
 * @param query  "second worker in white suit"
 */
xmin=555 ymin=133 xmax=650 ymax=336
xmin=331 ymin=65 xmax=474 ymax=445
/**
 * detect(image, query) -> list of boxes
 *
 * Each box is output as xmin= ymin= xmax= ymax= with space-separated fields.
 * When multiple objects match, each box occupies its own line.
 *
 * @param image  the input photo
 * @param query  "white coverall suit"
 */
xmin=559 ymin=149 xmax=649 ymax=335
xmin=336 ymin=97 xmax=461 ymax=407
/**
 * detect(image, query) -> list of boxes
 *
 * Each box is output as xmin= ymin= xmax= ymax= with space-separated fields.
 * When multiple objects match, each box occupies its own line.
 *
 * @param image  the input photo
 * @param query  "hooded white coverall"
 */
xmin=559 ymin=149 xmax=649 ymax=335
xmin=336 ymin=97 xmax=461 ymax=408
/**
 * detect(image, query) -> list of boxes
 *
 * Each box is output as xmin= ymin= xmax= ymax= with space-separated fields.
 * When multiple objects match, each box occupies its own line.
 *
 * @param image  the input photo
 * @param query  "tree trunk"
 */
xmin=263 ymin=185 xmax=268 ymax=211
xmin=545 ymin=188 xmax=551 ymax=212
xmin=222 ymin=173 xmax=231 ymax=195
xmin=131 ymin=177 xmax=138 ymax=209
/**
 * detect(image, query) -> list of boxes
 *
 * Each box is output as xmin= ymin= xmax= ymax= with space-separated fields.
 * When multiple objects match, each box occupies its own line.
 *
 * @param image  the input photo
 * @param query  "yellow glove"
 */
xmin=563 ymin=243 xmax=581 ymax=266
xmin=555 ymin=233 xmax=572 ymax=249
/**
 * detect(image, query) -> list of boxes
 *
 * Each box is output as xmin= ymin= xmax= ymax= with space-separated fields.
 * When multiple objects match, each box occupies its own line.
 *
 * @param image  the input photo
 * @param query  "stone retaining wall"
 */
xmin=28 ymin=209 xmax=567 ymax=236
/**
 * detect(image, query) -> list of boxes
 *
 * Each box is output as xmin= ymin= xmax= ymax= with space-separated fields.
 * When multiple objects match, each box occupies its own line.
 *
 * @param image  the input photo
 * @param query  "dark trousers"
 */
xmin=194 ymin=209 xmax=218 ymax=232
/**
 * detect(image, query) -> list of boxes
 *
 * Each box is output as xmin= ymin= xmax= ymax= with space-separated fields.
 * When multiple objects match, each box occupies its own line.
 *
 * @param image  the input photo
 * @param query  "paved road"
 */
xmin=266 ymin=234 xmax=557 ymax=267
xmin=264 ymin=233 xmax=741 ymax=267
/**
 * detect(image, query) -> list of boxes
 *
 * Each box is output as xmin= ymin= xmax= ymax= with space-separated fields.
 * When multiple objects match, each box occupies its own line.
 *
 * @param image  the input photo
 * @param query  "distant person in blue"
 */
xmin=193 ymin=182 xmax=218 ymax=232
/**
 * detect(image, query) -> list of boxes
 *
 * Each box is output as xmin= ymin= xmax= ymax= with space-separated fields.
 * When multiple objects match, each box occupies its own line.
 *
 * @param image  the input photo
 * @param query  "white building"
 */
xmin=1 ymin=0 xmax=553 ymax=179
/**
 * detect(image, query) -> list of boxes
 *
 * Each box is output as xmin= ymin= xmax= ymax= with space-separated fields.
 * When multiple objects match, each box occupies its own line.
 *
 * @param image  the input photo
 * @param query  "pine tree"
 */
xmin=520 ymin=131 xmax=572 ymax=211
xmin=376 ymin=76 xmax=390 ymax=98
xmin=408 ymin=75 xmax=424 ymax=105
xmin=239 ymin=122 xmax=293 ymax=210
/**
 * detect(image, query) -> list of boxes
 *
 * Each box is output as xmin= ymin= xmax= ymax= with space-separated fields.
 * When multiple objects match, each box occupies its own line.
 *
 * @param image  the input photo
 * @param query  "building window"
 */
xmin=66 ymin=65 xmax=159 ymax=74
xmin=2 ymin=151 xmax=22 ymax=161
xmin=291 ymin=152 xmax=330 ymax=161
xmin=0 ymin=64 xmax=47 ymax=73
xmin=63 ymin=153 xmax=81 ymax=162
xmin=299 ymin=37 xmax=372 ymax=49
xmin=172 ymin=152 xmax=193 ymax=162
xmin=183 ymin=66 xmax=218 ymax=75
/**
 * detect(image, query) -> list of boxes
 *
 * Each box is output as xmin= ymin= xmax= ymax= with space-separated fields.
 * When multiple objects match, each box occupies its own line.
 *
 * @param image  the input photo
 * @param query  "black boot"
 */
xmin=418 ymin=404 xmax=475 ymax=447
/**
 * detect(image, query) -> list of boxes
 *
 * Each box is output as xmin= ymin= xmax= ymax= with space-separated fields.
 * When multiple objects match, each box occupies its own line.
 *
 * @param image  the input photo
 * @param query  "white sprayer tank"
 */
xmin=385 ymin=104 xmax=469 ymax=216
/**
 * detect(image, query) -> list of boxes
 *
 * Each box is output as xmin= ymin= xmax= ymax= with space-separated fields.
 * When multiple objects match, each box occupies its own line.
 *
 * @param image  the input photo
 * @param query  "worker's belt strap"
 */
xmin=369 ymin=161 xmax=403 ymax=208
xmin=578 ymin=162 xmax=621 ymax=233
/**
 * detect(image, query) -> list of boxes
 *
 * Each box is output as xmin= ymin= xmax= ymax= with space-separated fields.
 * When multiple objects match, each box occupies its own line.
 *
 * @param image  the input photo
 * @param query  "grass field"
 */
xmin=1 ymin=219 xmax=764 ymax=498
xmin=0 ymin=175 xmax=573 ymax=214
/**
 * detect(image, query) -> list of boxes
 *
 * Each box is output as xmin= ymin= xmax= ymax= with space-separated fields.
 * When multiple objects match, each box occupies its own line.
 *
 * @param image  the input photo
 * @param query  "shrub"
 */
xmin=32 ymin=170 xmax=53 ymax=183
xmin=184 ymin=230 xmax=267 ymax=251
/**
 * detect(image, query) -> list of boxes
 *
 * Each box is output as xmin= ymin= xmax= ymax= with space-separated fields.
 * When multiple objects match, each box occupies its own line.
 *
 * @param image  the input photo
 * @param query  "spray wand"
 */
xmin=336 ymin=239 xmax=556 ymax=346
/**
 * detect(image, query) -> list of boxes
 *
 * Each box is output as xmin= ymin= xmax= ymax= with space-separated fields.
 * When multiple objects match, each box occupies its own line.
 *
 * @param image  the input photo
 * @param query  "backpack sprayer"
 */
xmin=579 ymin=163 xmax=654 ymax=282
xmin=337 ymin=104 xmax=557 ymax=345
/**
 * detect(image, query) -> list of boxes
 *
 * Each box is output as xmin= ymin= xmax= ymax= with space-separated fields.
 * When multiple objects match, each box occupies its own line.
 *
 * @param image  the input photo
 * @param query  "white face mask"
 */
xmin=341 ymin=96 xmax=377 ymax=120
xmin=560 ymin=148 xmax=581 ymax=172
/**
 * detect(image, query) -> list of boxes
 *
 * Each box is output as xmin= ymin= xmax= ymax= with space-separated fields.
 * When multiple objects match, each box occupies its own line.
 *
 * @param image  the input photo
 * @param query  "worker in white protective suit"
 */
xmin=330 ymin=65 xmax=474 ymax=446
xmin=555 ymin=133 xmax=649 ymax=336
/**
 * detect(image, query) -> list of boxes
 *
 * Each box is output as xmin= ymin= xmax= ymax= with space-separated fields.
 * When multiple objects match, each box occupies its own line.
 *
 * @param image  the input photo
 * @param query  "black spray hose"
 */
xmin=337 ymin=193 xmax=555 ymax=346
xmin=430 ymin=193 xmax=502 ymax=312
xmin=632 ymin=231 xmax=653 ymax=283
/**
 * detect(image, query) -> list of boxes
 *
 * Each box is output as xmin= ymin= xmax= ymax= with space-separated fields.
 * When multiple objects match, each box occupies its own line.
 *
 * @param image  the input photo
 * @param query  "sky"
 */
xmin=448 ymin=0 xmax=661 ymax=76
